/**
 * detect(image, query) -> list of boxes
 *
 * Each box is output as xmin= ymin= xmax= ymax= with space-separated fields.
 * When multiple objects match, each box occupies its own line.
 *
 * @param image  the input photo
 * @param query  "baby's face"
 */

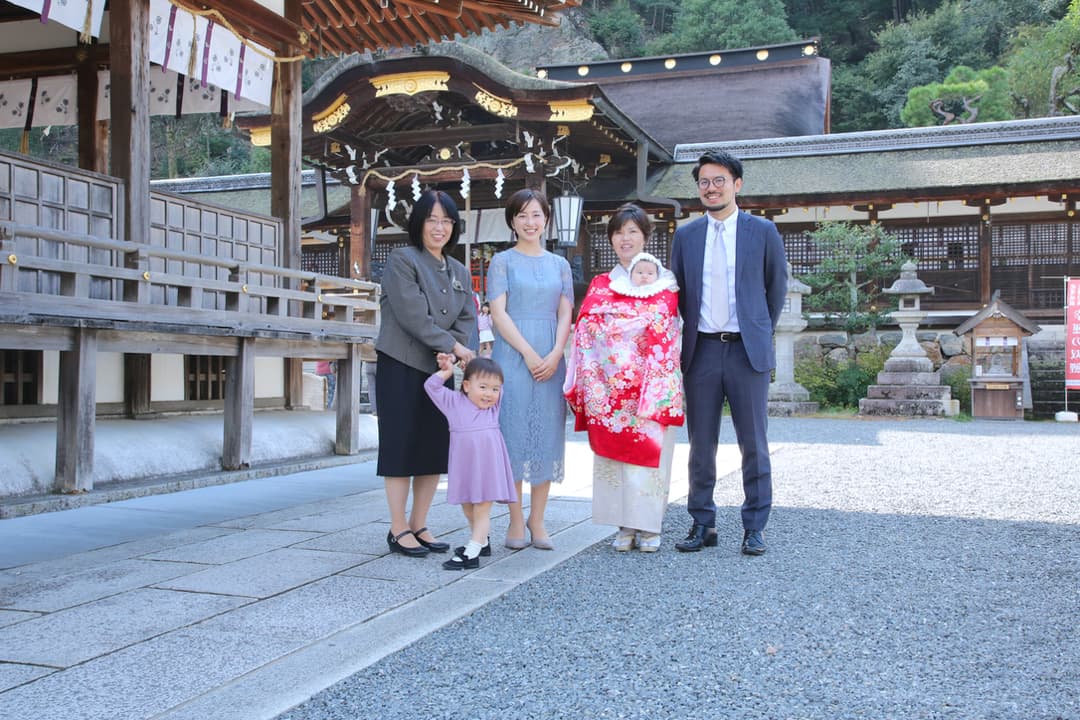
xmin=631 ymin=261 xmax=659 ymax=286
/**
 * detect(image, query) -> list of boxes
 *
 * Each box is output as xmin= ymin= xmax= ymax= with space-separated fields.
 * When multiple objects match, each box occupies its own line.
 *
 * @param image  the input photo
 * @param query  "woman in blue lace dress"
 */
xmin=487 ymin=189 xmax=574 ymax=550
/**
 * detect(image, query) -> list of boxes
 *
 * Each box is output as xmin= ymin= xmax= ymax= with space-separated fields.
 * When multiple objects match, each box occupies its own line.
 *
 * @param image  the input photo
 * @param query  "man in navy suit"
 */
xmin=670 ymin=151 xmax=788 ymax=555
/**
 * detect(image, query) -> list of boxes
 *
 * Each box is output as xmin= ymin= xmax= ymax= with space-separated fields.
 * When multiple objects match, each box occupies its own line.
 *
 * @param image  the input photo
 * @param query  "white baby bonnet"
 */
xmin=609 ymin=251 xmax=679 ymax=298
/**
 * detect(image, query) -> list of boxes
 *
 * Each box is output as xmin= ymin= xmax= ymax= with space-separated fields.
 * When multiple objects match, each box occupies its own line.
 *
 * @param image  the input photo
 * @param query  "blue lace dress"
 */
xmin=486 ymin=248 xmax=574 ymax=485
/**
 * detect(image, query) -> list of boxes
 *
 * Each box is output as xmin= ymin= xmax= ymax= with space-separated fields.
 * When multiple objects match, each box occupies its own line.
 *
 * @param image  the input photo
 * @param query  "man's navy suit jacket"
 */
xmin=670 ymin=210 xmax=788 ymax=374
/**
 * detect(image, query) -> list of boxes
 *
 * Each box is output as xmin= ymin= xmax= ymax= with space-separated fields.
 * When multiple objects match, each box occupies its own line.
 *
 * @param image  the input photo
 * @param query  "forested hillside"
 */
xmin=3 ymin=0 xmax=1077 ymax=177
xmin=587 ymin=0 xmax=1079 ymax=131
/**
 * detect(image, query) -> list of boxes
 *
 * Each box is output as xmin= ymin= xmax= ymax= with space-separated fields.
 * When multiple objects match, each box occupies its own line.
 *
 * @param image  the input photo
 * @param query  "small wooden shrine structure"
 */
xmin=954 ymin=293 xmax=1041 ymax=419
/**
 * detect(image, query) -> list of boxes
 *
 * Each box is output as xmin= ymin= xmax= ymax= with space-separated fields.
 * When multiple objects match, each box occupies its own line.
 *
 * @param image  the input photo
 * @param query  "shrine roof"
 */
xmin=237 ymin=42 xmax=667 ymax=204
xmin=536 ymin=40 xmax=831 ymax=153
xmin=649 ymin=117 xmax=1080 ymax=206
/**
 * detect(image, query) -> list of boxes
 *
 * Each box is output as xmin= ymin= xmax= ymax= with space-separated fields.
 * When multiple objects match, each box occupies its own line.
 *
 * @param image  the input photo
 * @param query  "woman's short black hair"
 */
xmin=607 ymin=203 xmax=653 ymax=241
xmin=463 ymin=356 xmax=503 ymax=384
xmin=407 ymin=190 xmax=462 ymax=253
xmin=504 ymin=188 xmax=551 ymax=230
xmin=691 ymin=150 xmax=744 ymax=182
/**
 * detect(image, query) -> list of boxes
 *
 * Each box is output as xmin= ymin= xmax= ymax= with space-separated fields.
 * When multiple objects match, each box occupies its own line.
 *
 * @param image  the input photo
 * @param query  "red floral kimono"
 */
xmin=565 ymin=274 xmax=684 ymax=469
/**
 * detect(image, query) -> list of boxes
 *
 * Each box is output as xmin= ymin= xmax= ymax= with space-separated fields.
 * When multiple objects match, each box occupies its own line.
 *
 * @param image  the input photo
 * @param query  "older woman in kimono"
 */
xmin=564 ymin=204 xmax=684 ymax=553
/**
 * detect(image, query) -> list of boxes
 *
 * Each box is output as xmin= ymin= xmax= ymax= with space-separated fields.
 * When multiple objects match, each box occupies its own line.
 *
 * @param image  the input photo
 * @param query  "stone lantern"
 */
xmin=769 ymin=263 xmax=818 ymax=416
xmin=859 ymin=261 xmax=953 ymax=416
xmin=881 ymin=260 xmax=934 ymax=371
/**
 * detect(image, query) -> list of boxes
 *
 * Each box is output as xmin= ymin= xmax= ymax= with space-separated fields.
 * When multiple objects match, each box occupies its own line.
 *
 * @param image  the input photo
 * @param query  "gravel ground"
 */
xmin=278 ymin=417 xmax=1080 ymax=720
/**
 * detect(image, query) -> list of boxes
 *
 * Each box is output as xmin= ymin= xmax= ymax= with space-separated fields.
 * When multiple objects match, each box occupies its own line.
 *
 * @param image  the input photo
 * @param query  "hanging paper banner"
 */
xmin=236 ymin=41 xmax=273 ymax=107
xmin=32 ymin=75 xmax=78 ymax=126
xmin=149 ymin=0 xmax=273 ymax=107
xmin=0 ymin=79 xmax=34 ymax=128
xmin=1067 ymin=277 xmax=1080 ymax=389
xmin=94 ymin=68 xmax=267 ymax=122
xmin=7 ymin=0 xmax=105 ymax=38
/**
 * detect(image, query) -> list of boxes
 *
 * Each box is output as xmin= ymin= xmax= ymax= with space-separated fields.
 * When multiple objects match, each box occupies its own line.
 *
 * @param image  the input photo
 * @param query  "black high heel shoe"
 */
xmin=412 ymin=527 xmax=450 ymax=553
xmin=387 ymin=530 xmax=429 ymax=557
xmin=454 ymin=536 xmax=491 ymax=557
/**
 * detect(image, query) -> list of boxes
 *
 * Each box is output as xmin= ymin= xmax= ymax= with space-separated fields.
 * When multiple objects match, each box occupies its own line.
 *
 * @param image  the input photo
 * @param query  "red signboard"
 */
xmin=1068 ymin=277 xmax=1080 ymax=389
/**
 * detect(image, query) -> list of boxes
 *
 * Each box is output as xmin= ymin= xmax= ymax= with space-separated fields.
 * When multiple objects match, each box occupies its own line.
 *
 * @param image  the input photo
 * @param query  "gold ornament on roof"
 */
xmin=372 ymin=72 xmax=451 ymax=97
xmin=475 ymin=87 xmax=518 ymax=118
xmin=249 ymin=127 xmax=272 ymax=147
xmin=312 ymin=95 xmax=351 ymax=134
xmin=548 ymin=100 xmax=593 ymax=122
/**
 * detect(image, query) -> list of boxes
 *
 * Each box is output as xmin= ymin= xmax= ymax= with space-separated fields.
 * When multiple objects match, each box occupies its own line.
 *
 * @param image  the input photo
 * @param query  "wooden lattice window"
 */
xmin=1026 ymin=222 xmax=1068 ymax=264
xmin=588 ymin=221 xmax=670 ymax=275
xmin=185 ymin=356 xmax=226 ymax=401
xmin=302 ymin=245 xmax=340 ymax=276
xmin=780 ymin=229 xmax=817 ymax=274
xmin=993 ymin=224 xmax=1030 ymax=268
xmin=1 ymin=350 xmax=40 ymax=405
xmin=891 ymin=224 xmax=979 ymax=270
xmin=370 ymin=239 xmax=410 ymax=284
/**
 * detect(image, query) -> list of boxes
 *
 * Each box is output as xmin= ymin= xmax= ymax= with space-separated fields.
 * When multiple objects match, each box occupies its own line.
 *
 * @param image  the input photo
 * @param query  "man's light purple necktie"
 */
xmin=710 ymin=219 xmax=729 ymax=327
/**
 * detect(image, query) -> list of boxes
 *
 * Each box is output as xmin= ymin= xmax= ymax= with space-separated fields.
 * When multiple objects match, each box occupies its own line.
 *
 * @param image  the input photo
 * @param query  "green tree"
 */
xmin=150 ymin=114 xmax=269 ymax=179
xmin=901 ymin=65 xmax=1013 ymax=125
xmin=589 ymin=0 xmax=647 ymax=57
xmin=630 ymin=0 xmax=678 ymax=34
xmin=645 ymin=0 xmax=797 ymax=55
xmin=1006 ymin=0 xmax=1080 ymax=116
xmin=801 ymin=221 xmax=908 ymax=332
xmin=862 ymin=23 xmax=945 ymax=126
xmin=860 ymin=0 xmax=1059 ymax=126
xmin=784 ymin=0 xmax=899 ymax=64
xmin=831 ymin=64 xmax=890 ymax=131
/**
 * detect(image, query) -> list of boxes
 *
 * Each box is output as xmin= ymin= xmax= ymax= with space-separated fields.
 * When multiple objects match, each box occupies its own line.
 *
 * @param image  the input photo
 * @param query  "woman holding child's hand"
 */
xmin=374 ymin=190 xmax=476 ymax=558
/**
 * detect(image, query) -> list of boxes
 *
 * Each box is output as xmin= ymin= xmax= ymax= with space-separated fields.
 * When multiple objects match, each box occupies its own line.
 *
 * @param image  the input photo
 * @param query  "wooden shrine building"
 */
xmin=0 ymin=0 xmax=579 ymax=499
xmin=235 ymin=41 xmax=670 ymax=297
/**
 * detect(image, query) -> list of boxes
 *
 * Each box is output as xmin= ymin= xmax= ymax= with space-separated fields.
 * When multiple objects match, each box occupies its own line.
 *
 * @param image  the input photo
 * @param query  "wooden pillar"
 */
xmin=76 ymin=47 xmax=105 ymax=174
xmin=56 ymin=328 xmax=98 ymax=493
xmin=273 ymin=0 xmax=304 ymax=408
xmin=349 ymin=185 xmax=372 ymax=280
xmin=978 ymin=214 xmax=992 ymax=306
xmin=124 ymin=354 xmax=152 ymax=417
xmin=223 ymin=337 xmax=255 ymax=470
xmin=335 ymin=343 xmax=362 ymax=455
xmin=109 ymin=0 xmax=151 ymax=243
xmin=110 ymin=0 xmax=155 ymax=414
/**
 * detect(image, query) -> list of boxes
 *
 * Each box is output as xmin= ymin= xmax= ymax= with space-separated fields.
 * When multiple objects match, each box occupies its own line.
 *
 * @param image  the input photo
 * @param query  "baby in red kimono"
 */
xmin=565 ymin=250 xmax=684 ymax=553
xmin=609 ymin=251 xmax=679 ymax=299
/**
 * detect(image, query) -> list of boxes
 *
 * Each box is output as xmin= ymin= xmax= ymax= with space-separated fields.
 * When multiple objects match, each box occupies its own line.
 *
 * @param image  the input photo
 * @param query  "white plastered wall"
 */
xmin=41 ymin=351 xmax=124 ymax=404
xmin=41 ymin=353 xmax=285 ymax=405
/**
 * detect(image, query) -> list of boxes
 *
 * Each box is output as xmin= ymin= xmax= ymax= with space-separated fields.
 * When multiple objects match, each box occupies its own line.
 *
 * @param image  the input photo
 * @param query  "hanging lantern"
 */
xmin=552 ymin=192 xmax=584 ymax=248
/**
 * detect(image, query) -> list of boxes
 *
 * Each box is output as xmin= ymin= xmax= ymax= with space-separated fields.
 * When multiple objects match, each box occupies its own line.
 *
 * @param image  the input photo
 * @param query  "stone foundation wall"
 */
xmin=792 ymin=326 xmax=1067 ymax=419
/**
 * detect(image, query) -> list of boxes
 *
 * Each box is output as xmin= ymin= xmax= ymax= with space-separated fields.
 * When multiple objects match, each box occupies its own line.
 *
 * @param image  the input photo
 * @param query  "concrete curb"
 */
xmin=0 ymin=453 xmax=376 ymax=520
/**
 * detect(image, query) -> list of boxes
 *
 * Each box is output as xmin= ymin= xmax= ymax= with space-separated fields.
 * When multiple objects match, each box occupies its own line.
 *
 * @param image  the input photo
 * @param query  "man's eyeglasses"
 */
xmin=697 ymin=177 xmax=728 ymax=190
xmin=425 ymin=217 xmax=455 ymax=227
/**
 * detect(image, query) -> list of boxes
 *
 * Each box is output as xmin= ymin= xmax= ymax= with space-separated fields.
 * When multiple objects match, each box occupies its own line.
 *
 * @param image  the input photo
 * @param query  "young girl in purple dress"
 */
xmin=424 ymin=354 xmax=517 ymax=570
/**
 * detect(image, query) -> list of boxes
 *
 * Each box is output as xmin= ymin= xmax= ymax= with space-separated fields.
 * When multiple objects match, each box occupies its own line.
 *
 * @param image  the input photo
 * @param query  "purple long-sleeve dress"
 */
xmin=423 ymin=374 xmax=517 ymax=505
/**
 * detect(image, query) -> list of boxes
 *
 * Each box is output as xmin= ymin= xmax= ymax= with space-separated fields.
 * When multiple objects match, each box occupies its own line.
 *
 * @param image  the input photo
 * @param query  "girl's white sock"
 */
xmin=464 ymin=540 xmax=484 ymax=559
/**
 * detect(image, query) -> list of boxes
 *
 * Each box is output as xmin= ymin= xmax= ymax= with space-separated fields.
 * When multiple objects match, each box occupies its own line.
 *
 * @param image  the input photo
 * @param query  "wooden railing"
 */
xmin=0 ymin=220 xmax=379 ymax=338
